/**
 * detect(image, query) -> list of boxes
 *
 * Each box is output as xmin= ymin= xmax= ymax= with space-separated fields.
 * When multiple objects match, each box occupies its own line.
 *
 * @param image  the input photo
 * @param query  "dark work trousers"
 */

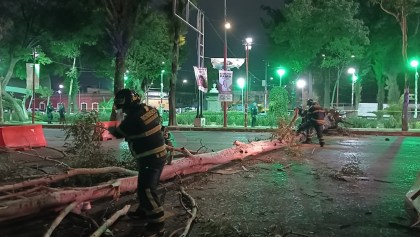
xmin=137 ymin=153 xmax=166 ymax=227
xmin=251 ymin=115 xmax=257 ymax=127
xmin=297 ymin=120 xmax=324 ymax=146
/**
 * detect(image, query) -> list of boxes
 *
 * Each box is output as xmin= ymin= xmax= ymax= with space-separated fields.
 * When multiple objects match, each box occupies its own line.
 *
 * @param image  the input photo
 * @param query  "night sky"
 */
xmin=179 ymin=0 xmax=284 ymax=91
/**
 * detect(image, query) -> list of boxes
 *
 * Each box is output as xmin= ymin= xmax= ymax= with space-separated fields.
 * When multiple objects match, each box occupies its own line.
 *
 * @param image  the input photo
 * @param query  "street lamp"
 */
xmin=237 ymin=77 xmax=245 ymax=114
xmin=222 ymin=0 xmax=230 ymax=128
xmin=347 ymin=67 xmax=357 ymax=110
xmin=244 ymin=37 xmax=253 ymax=128
xmin=277 ymin=68 xmax=286 ymax=87
xmin=410 ymin=59 xmax=419 ymax=118
xmin=160 ymin=69 xmax=165 ymax=115
xmin=58 ymin=84 xmax=64 ymax=103
xmin=296 ymin=79 xmax=306 ymax=106
xmin=182 ymin=79 xmax=188 ymax=87
xmin=31 ymin=48 xmax=39 ymax=124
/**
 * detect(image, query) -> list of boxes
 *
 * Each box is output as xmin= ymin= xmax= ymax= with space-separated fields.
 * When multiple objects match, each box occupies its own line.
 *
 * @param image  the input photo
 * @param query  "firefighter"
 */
xmin=108 ymin=89 xmax=166 ymax=236
xmin=296 ymin=105 xmax=314 ymax=144
xmin=297 ymin=99 xmax=326 ymax=147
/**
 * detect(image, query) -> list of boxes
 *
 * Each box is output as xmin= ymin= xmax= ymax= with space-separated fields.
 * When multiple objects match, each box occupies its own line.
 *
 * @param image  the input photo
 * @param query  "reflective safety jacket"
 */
xmin=307 ymin=104 xmax=326 ymax=125
xmin=112 ymin=103 xmax=166 ymax=159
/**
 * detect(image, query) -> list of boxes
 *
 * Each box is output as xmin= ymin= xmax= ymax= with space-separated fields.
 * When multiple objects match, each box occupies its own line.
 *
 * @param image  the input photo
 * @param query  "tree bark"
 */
xmin=1 ymin=91 xmax=27 ymax=121
xmin=0 ymin=139 xmax=286 ymax=222
xmin=110 ymin=50 xmax=126 ymax=121
xmin=169 ymin=32 xmax=180 ymax=126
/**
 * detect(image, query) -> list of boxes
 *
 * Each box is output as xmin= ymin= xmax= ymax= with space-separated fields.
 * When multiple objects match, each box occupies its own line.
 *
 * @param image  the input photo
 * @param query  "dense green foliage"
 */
xmin=268 ymin=87 xmax=290 ymax=125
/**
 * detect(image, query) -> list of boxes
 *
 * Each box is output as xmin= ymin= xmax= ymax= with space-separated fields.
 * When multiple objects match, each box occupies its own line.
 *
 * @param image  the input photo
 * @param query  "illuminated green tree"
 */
xmin=370 ymin=0 xmax=420 ymax=130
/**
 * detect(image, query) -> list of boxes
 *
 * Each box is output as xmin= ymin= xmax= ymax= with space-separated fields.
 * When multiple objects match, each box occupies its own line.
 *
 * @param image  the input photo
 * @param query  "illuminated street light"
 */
xmin=277 ymin=68 xmax=286 ymax=87
xmin=222 ymin=0 xmax=230 ymax=128
xmin=347 ymin=67 xmax=357 ymax=110
xmin=237 ymin=77 xmax=245 ymax=114
xmin=410 ymin=59 xmax=419 ymax=118
xmin=160 ymin=69 xmax=165 ymax=115
xmin=243 ymin=37 xmax=253 ymax=128
xmin=296 ymin=79 xmax=306 ymax=105
xmin=31 ymin=48 xmax=39 ymax=124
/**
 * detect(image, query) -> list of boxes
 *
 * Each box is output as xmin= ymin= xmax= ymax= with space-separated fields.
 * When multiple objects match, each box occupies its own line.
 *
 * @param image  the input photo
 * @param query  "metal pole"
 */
xmin=241 ymin=87 xmax=244 ymax=113
xmin=336 ymin=77 xmax=339 ymax=108
xmin=415 ymin=68 xmax=418 ymax=118
xmin=280 ymin=75 xmax=282 ymax=87
xmin=351 ymin=73 xmax=355 ymax=110
xmin=223 ymin=0 xmax=228 ymax=127
xmin=160 ymin=71 xmax=163 ymax=115
xmin=245 ymin=46 xmax=249 ymax=128
xmin=301 ymin=87 xmax=304 ymax=106
xmin=32 ymin=49 xmax=36 ymax=124
xmin=264 ymin=61 xmax=268 ymax=114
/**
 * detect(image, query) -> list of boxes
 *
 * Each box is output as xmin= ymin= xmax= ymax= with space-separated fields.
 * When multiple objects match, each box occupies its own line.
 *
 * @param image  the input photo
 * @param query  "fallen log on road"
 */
xmin=0 ymin=139 xmax=287 ymax=223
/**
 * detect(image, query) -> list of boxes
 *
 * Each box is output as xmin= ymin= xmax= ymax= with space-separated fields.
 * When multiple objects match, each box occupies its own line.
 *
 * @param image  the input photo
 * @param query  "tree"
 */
xmin=162 ymin=0 xmax=189 ymax=126
xmin=267 ymin=0 xmax=324 ymax=74
xmin=125 ymin=10 xmax=172 ymax=96
xmin=103 ymin=0 xmax=146 ymax=120
xmin=264 ymin=0 xmax=369 ymax=109
xmin=42 ymin=0 xmax=105 ymax=113
xmin=370 ymin=0 xmax=420 ymax=131
xmin=0 ymin=0 xmax=55 ymax=122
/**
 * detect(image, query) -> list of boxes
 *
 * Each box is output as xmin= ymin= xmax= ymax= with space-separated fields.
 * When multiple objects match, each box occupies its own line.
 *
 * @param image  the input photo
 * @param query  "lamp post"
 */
xmin=296 ymin=79 xmax=306 ymax=106
xmin=58 ymin=84 xmax=64 ymax=103
xmin=160 ymin=69 xmax=165 ymax=115
xmin=347 ymin=67 xmax=357 ymax=110
xmin=277 ymin=68 xmax=285 ymax=87
xmin=58 ymin=90 xmax=62 ymax=103
xmin=31 ymin=48 xmax=39 ymax=124
xmin=222 ymin=0 xmax=230 ymax=128
xmin=244 ymin=37 xmax=253 ymax=127
xmin=410 ymin=60 xmax=419 ymax=118
xmin=237 ymin=77 xmax=245 ymax=114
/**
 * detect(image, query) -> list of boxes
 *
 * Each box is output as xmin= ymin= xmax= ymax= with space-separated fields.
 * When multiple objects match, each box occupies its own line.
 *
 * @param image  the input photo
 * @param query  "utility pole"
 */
xmin=264 ymin=61 xmax=268 ymax=113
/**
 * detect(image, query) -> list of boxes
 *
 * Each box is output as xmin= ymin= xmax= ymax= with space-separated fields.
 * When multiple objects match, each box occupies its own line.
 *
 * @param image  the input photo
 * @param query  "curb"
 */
xmin=2 ymin=123 xmax=420 ymax=137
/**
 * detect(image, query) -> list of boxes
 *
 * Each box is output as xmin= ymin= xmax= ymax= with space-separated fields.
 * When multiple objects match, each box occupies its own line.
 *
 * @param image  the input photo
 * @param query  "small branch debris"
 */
xmin=89 ymin=204 xmax=131 ymax=237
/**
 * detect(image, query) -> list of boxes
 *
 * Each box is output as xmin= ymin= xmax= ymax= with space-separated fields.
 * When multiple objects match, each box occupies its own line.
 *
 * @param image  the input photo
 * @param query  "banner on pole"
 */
xmin=193 ymin=66 xmax=208 ymax=93
xmin=26 ymin=63 xmax=40 ymax=90
xmin=211 ymin=58 xmax=245 ymax=70
xmin=218 ymin=70 xmax=233 ymax=102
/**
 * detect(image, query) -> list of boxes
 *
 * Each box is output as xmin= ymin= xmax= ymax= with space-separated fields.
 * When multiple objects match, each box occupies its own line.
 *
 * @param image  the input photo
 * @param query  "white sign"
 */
xmin=193 ymin=66 xmax=208 ymax=93
xmin=218 ymin=93 xmax=233 ymax=102
xmin=26 ymin=63 xmax=40 ymax=90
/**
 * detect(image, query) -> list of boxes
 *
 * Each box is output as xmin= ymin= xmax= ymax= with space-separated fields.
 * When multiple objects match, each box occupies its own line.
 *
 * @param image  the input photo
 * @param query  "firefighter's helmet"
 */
xmin=114 ymin=89 xmax=137 ymax=110
xmin=306 ymin=99 xmax=314 ymax=106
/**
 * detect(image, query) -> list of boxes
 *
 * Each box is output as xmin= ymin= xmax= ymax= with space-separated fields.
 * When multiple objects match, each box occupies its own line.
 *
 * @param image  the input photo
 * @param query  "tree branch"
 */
xmin=379 ymin=0 xmax=400 ymax=21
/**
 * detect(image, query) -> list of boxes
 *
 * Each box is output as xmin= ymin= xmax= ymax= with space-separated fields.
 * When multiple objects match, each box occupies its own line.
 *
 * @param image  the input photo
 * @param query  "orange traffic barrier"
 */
xmin=96 ymin=121 xmax=120 ymax=141
xmin=0 ymin=125 xmax=47 ymax=150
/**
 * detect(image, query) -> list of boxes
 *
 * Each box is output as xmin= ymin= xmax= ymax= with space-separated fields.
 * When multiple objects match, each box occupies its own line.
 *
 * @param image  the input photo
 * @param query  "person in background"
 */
xmin=108 ymin=89 xmax=166 ymax=237
xmin=297 ymin=105 xmax=314 ymax=144
xmin=251 ymin=102 xmax=258 ymax=127
xmin=58 ymin=104 xmax=66 ymax=124
xmin=296 ymin=99 xmax=326 ymax=147
xmin=46 ymin=103 xmax=54 ymax=124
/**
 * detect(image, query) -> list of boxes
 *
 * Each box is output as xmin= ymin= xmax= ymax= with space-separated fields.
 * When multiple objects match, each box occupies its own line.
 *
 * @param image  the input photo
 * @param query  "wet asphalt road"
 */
xmin=42 ymin=128 xmax=274 ymax=152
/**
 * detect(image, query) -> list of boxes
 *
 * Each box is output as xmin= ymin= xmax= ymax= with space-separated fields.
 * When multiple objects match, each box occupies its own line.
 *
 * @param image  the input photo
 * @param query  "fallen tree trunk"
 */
xmin=0 ymin=167 xmax=138 ymax=193
xmin=0 ymin=139 xmax=286 ymax=222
